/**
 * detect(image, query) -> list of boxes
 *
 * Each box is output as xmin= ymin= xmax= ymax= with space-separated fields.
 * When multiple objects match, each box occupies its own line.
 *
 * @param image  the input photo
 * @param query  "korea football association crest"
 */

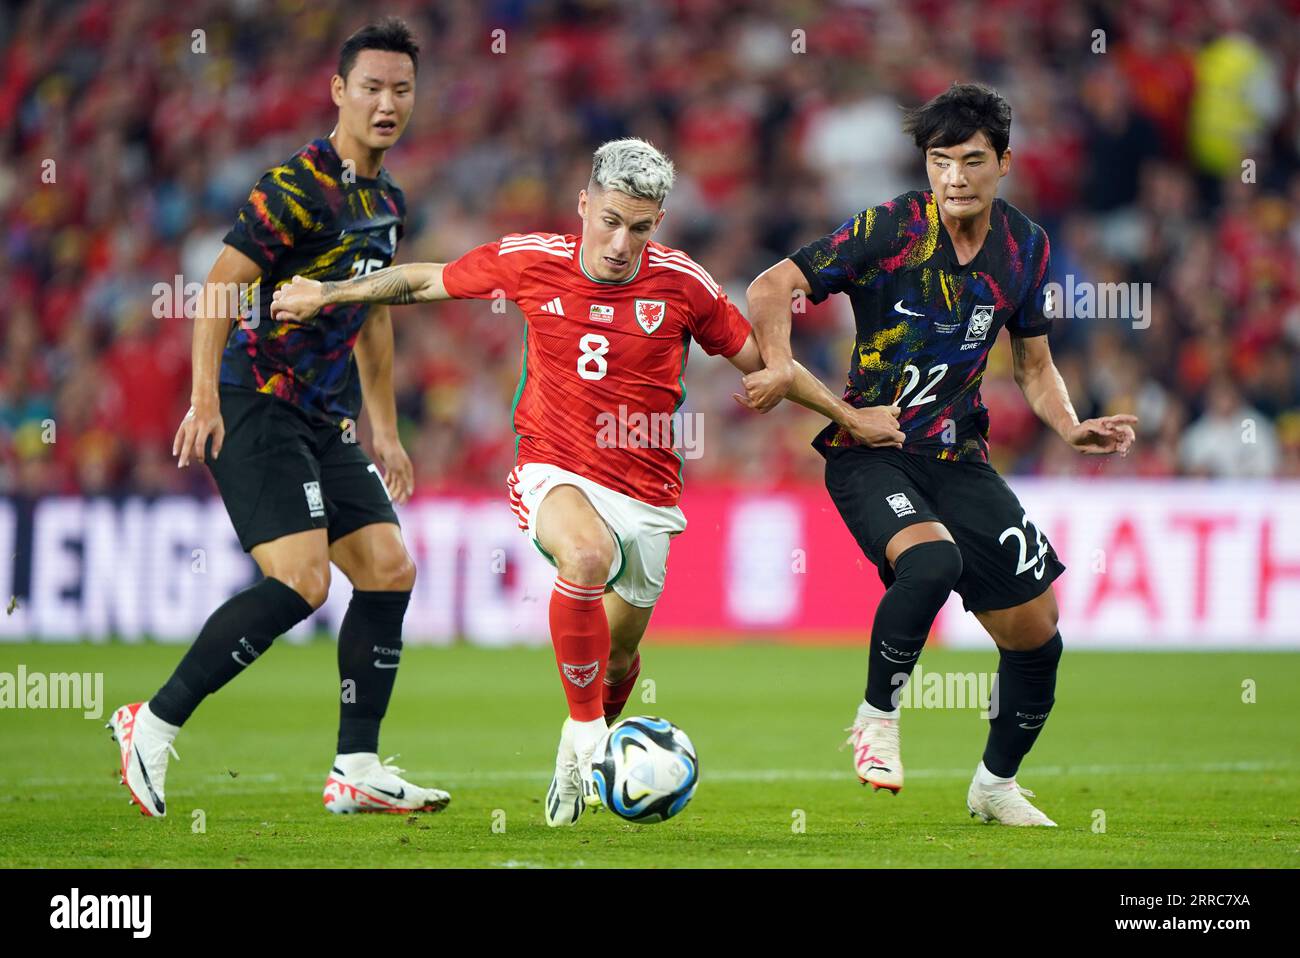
xmin=965 ymin=304 xmax=995 ymax=342
xmin=886 ymin=492 xmax=916 ymax=518
xmin=303 ymin=481 xmax=326 ymax=518
xmin=635 ymin=299 xmax=666 ymax=334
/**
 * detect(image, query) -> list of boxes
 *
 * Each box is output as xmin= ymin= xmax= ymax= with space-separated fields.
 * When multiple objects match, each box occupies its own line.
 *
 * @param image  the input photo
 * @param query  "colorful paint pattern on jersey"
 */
xmin=791 ymin=190 xmax=1051 ymax=463
xmin=221 ymin=137 xmax=406 ymax=422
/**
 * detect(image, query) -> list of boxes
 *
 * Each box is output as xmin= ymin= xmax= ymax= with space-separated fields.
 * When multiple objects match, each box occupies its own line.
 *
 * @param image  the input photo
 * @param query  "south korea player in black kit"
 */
xmin=743 ymin=83 xmax=1137 ymax=825
xmin=107 ymin=19 xmax=450 ymax=817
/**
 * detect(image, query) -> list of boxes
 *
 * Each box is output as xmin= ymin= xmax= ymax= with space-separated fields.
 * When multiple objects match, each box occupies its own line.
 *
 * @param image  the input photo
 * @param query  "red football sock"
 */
xmin=603 ymin=652 xmax=641 ymax=722
xmin=549 ymin=577 xmax=609 ymax=721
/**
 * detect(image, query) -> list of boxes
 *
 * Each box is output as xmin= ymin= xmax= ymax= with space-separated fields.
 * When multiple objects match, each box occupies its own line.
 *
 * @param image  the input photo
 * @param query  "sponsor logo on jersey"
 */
xmin=588 ymin=303 xmax=614 ymax=324
xmin=561 ymin=661 xmax=600 ymax=688
xmin=893 ymin=299 xmax=924 ymax=318
xmin=635 ymin=299 xmax=666 ymax=334
xmin=539 ymin=297 xmax=565 ymax=316
xmin=886 ymin=493 xmax=916 ymax=517
xmin=965 ymin=304 xmax=995 ymax=341
xmin=303 ymin=481 xmax=325 ymax=518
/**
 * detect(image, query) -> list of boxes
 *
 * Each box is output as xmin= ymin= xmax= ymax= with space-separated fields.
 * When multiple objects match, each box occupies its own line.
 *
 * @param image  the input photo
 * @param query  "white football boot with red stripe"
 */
xmin=323 ymin=755 xmax=451 ymax=814
xmin=845 ymin=709 xmax=904 ymax=794
xmin=107 ymin=702 xmax=179 ymax=818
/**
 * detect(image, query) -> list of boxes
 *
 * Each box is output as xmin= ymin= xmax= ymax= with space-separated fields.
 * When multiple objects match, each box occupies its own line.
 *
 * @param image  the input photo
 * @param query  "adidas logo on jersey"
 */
xmin=539 ymin=297 xmax=565 ymax=316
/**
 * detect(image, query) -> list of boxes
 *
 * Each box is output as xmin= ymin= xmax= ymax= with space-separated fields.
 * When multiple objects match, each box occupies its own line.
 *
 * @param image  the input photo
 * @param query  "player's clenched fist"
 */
xmin=271 ymin=275 xmax=325 ymax=322
xmin=839 ymin=404 xmax=906 ymax=448
xmin=740 ymin=364 xmax=795 ymax=412
xmin=173 ymin=395 xmax=224 ymax=467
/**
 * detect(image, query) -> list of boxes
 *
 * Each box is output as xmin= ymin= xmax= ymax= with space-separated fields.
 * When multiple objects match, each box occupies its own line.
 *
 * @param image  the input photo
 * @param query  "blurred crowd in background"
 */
xmin=2 ymin=0 xmax=1300 ymax=497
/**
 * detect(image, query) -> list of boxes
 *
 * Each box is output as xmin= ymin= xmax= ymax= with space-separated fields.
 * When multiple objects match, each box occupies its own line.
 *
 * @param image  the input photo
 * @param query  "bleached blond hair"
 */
xmin=589 ymin=138 xmax=676 ymax=205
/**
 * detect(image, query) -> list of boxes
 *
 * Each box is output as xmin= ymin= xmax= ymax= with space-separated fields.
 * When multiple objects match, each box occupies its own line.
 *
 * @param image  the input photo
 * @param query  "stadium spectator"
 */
xmin=1 ymin=0 xmax=1298 ymax=493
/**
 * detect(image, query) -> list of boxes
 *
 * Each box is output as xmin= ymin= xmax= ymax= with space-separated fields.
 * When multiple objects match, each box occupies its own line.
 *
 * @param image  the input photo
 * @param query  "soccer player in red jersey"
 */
xmin=273 ymin=138 xmax=902 ymax=825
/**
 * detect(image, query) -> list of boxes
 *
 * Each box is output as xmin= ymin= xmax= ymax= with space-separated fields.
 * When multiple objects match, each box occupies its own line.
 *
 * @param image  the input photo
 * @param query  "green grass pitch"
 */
xmin=1 ymin=641 xmax=1297 ymax=868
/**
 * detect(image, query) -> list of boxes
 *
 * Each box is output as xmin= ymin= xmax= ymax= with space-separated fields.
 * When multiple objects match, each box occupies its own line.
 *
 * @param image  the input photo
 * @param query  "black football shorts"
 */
xmin=206 ymin=385 xmax=399 ymax=552
xmin=824 ymin=445 xmax=1064 ymax=613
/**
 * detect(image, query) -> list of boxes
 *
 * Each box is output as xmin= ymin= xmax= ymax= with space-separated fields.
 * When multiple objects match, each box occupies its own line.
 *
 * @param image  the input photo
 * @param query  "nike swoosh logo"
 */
xmin=880 ymin=651 xmax=917 ymax=664
xmin=231 ymin=651 xmax=251 ymax=667
xmin=894 ymin=300 xmax=924 ymax=317
xmin=368 ymin=785 xmax=405 ymax=800
xmin=134 ymin=745 xmax=165 ymax=815
xmin=1018 ymin=722 xmax=1045 ymax=730
xmin=373 ymin=660 xmax=400 ymax=669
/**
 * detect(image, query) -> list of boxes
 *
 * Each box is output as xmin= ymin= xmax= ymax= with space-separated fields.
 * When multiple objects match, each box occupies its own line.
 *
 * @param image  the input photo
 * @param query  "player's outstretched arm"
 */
xmin=271 ymin=263 xmax=451 ymax=322
xmin=729 ymin=334 xmax=904 ymax=448
xmin=1011 ymin=333 xmax=1137 ymax=455
xmin=744 ymin=259 xmax=812 ymax=411
xmin=174 ymin=244 xmax=264 ymax=467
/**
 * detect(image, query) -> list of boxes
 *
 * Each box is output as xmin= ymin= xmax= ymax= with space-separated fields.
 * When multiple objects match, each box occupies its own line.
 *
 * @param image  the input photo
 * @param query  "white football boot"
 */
xmin=572 ymin=716 xmax=607 ymax=811
xmin=107 ymin=702 xmax=179 ymax=818
xmin=966 ymin=763 xmax=1057 ymax=826
xmin=544 ymin=717 xmax=607 ymax=826
xmin=545 ymin=719 xmax=584 ymax=827
xmin=845 ymin=708 xmax=904 ymax=793
xmin=323 ymin=755 xmax=451 ymax=814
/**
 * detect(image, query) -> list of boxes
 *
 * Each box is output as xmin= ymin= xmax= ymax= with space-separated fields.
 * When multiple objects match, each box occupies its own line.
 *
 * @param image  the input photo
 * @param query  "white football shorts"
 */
xmin=506 ymin=462 xmax=687 ymax=608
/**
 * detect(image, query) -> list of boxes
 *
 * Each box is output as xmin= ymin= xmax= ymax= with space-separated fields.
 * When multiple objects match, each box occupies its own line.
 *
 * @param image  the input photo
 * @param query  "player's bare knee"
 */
xmin=374 ymin=550 xmax=416 ymax=591
xmin=281 ymin=564 xmax=330 ymax=610
xmin=557 ymin=540 xmax=613 ymax=585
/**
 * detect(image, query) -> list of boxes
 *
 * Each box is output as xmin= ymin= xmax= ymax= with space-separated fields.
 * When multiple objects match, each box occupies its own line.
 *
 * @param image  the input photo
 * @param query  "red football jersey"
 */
xmin=442 ymin=232 xmax=751 ymax=506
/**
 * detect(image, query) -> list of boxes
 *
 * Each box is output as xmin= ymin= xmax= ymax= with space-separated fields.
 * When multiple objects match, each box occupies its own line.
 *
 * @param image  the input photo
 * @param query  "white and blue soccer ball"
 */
xmin=591 ymin=716 xmax=698 ymax=824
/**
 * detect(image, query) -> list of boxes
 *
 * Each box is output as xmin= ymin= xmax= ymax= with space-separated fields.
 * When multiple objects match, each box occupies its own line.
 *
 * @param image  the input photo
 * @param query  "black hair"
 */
xmin=338 ymin=17 xmax=420 ymax=81
xmin=902 ymin=82 xmax=1011 ymax=157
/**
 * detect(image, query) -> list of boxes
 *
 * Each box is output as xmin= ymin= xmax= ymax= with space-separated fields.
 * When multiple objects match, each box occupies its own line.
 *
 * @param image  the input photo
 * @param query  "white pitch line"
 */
xmin=11 ymin=760 xmax=1295 ymax=792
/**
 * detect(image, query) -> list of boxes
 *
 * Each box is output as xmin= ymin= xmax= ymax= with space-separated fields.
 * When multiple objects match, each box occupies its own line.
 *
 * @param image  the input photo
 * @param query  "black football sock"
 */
xmin=982 ymin=631 xmax=1063 ymax=778
xmin=864 ymin=540 xmax=964 ymax=713
xmin=336 ymin=590 xmax=411 ymax=755
xmin=149 ymin=577 xmax=315 ymax=727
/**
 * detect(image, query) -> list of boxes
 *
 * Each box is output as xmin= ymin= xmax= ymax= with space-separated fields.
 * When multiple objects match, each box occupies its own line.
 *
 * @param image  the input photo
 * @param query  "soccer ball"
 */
xmin=591 ymin=716 xmax=699 ymax=823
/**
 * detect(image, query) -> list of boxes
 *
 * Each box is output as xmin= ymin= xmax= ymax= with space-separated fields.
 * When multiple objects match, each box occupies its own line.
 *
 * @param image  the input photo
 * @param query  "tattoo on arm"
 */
xmin=1011 ymin=335 xmax=1027 ymax=366
xmin=322 ymin=265 xmax=419 ymax=305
